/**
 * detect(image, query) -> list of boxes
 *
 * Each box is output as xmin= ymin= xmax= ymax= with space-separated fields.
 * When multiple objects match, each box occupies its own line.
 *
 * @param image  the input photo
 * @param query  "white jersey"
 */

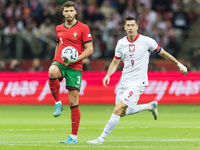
xmin=115 ymin=34 xmax=160 ymax=87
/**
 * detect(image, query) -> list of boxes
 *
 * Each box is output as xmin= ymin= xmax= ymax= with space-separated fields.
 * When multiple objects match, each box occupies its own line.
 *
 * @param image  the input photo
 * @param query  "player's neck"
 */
xmin=128 ymin=34 xmax=137 ymax=42
xmin=65 ymin=19 xmax=77 ymax=28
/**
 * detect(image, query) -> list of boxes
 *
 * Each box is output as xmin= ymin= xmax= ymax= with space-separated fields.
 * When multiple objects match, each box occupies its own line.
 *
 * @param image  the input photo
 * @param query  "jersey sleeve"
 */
xmin=148 ymin=37 xmax=161 ymax=53
xmin=114 ymin=41 xmax=122 ymax=59
xmin=82 ymin=25 xmax=93 ymax=44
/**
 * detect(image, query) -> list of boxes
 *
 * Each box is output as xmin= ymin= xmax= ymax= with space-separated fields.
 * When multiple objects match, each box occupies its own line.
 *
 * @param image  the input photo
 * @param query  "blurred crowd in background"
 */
xmin=0 ymin=0 xmax=200 ymax=71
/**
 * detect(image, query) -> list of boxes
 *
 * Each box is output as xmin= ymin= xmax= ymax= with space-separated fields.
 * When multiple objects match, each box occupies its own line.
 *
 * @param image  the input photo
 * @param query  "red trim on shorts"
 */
xmin=66 ymin=86 xmax=80 ymax=92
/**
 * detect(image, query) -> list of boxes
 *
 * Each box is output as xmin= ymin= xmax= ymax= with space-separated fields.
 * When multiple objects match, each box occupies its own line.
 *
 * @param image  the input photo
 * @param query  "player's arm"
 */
xmin=77 ymin=42 xmax=93 ymax=61
xmin=103 ymin=58 xmax=121 ymax=87
xmin=158 ymin=48 xmax=187 ymax=76
xmin=54 ymin=43 xmax=59 ymax=59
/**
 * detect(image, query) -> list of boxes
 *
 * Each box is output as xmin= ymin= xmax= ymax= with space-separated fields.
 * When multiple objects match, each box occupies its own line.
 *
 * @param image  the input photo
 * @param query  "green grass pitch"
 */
xmin=0 ymin=104 xmax=200 ymax=150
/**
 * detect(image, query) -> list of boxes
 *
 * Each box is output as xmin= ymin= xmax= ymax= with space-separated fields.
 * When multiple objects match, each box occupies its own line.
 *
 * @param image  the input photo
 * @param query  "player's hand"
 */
xmin=177 ymin=62 xmax=187 ymax=76
xmin=64 ymin=61 xmax=75 ymax=66
xmin=102 ymin=75 xmax=110 ymax=87
xmin=64 ymin=62 xmax=70 ymax=66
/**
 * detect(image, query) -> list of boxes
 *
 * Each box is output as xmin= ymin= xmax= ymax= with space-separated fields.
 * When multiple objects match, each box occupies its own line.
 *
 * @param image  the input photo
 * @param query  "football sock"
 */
xmin=99 ymin=113 xmax=120 ymax=141
xmin=70 ymin=134 xmax=77 ymax=140
xmin=48 ymin=78 xmax=60 ymax=102
xmin=70 ymin=105 xmax=81 ymax=136
xmin=55 ymin=101 xmax=62 ymax=105
xmin=125 ymin=103 xmax=151 ymax=115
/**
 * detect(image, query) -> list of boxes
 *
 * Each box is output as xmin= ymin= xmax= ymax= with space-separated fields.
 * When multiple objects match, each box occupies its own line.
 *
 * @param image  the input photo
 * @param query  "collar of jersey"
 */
xmin=63 ymin=20 xmax=78 ymax=29
xmin=126 ymin=33 xmax=139 ymax=43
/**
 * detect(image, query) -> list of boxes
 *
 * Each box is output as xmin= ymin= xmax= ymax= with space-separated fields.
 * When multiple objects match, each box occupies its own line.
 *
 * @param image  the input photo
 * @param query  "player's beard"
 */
xmin=66 ymin=16 xmax=75 ymax=22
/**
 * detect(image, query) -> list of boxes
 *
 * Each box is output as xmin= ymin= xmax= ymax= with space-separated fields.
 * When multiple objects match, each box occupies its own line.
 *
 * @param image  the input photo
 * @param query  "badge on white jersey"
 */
xmin=129 ymin=44 xmax=135 ymax=52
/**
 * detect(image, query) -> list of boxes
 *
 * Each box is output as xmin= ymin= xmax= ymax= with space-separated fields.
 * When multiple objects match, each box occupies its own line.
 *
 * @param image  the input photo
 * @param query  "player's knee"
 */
xmin=68 ymin=92 xmax=79 ymax=106
xmin=69 ymin=98 xmax=78 ymax=106
xmin=120 ymin=112 xmax=126 ymax=117
xmin=48 ymin=65 xmax=60 ymax=78
xmin=113 ymin=106 xmax=123 ymax=116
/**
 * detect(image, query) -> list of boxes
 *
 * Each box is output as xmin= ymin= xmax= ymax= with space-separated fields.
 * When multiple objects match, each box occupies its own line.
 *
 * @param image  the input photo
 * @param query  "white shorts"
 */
xmin=115 ymin=86 xmax=146 ymax=109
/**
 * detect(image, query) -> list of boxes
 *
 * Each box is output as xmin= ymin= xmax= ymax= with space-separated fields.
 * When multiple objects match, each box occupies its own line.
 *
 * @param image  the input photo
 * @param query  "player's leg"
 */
xmin=121 ymin=86 xmax=158 ymax=120
xmin=87 ymin=100 xmax=127 ymax=144
xmin=48 ymin=64 xmax=63 ymax=117
xmin=87 ymin=88 xmax=128 ymax=145
xmin=60 ymin=67 xmax=82 ymax=144
xmin=149 ymin=101 xmax=158 ymax=120
xmin=60 ymin=89 xmax=80 ymax=144
xmin=124 ymin=101 xmax=158 ymax=120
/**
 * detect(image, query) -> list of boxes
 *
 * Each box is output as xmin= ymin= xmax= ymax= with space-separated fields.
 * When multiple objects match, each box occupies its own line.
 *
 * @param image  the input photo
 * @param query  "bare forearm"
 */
xmin=106 ymin=58 xmax=120 ymax=77
xmin=107 ymin=63 xmax=117 ymax=77
xmin=77 ymin=42 xmax=93 ymax=61
xmin=158 ymin=48 xmax=187 ymax=76
xmin=159 ymin=48 xmax=179 ymax=65
xmin=54 ymin=44 xmax=59 ymax=59
xmin=77 ymin=47 xmax=93 ymax=61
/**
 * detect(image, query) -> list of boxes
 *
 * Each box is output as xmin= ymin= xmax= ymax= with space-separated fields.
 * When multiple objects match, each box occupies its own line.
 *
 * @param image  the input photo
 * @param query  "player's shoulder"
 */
xmin=56 ymin=23 xmax=64 ymax=30
xmin=77 ymin=21 xmax=90 ymax=28
xmin=139 ymin=34 xmax=152 ymax=40
xmin=138 ymin=34 xmax=155 ymax=43
xmin=118 ymin=36 xmax=127 ymax=43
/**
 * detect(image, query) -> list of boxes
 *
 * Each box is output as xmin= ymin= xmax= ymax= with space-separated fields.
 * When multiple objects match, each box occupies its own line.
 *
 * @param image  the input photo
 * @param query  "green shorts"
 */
xmin=52 ymin=61 xmax=82 ymax=91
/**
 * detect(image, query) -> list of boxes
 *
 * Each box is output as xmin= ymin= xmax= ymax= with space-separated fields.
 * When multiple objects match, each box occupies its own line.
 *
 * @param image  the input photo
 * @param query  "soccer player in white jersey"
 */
xmin=87 ymin=16 xmax=187 ymax=145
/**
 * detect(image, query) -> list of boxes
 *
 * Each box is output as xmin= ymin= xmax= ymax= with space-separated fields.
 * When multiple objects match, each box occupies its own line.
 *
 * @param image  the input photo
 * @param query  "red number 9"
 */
xmin=131 ymin=60 xmax=134 ymax=66
xmin=128 ymin=91 xmax=133 ymax=98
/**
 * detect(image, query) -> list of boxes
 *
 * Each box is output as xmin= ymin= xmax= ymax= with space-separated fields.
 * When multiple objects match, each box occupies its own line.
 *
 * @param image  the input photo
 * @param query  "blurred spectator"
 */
xmin=123 ymin=4 xmax=137 ymax=19
xmin=9 ymin=59 xmax=22 ymax=71
xmin=37 ymin=17 xmax=55 ymax=40
xmin=0 ymin=0 xmax=198 ymax=72
xmin=92 ymin=34 xmax=105 ymax=59
xmin=34 ymin=17 xmax=56 ymax=58
xmin=82 ymin=58 xmax=92 ymax=71
xmin=90 ymin=8 xmax=104 ymax=22
xmin=5 ymin=1 xmax=16 ymax=20
xmin=28 ymin=0 xmax=43 ymax=25
xmin=0 ymin=17 xmax=6 ymax=30
xmin=100 ymin=1 xmax=114 ymax=19
xmin=165 ymin=36 xmax=180 ymax=57
xmin=3 ymin=19 xmax=18 ymax=58
xmin=116 ymin=0 xmax=127 ymax=14
xmin=148 ymin=60 xmax=161 ymax=71
xmin=192 ymin=48 xmax=200 ymax=70
xmin=21 ymin=22 xmax=39 ymax=59
xmin=29 ymin=58 xmax=44 ymax=71
xmin=171 ymin=2 xmax=190 ymax=31
xmin=143 ymin=5 xmax=157 ymax=34
xmin=184 ymin=59 xmax=196 ymax=71
xmin=0 ymin=60 xmax=5 ymax=71
xmin=171 ymin=2 xmax=190 ymax=45
xmin=152 ymin=0 xmax=171 ymax=12
xmin=185 ymin=0 xmax=200 ymax=22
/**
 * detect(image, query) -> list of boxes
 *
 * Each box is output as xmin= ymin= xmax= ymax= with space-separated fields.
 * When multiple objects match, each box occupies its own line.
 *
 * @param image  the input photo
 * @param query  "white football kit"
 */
xmin=115 ymin=34 xmax=161 ymax=107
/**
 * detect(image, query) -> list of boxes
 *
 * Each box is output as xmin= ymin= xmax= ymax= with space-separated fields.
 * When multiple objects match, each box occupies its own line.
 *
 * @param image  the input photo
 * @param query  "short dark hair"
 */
xmin=124 ymin=16 xmax=138 ymax=25
xmin=62 ymin=1 xmax=76 ymax=10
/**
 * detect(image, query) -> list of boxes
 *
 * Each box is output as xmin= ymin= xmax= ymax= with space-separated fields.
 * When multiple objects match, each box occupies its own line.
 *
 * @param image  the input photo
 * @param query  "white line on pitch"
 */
xmin=0 ymin=139 xmax=200 ymax=144
xmin=0 ymin=126 xmax=200 ymax=132
xmin=1 ymin=143 xmax=200 ymax=149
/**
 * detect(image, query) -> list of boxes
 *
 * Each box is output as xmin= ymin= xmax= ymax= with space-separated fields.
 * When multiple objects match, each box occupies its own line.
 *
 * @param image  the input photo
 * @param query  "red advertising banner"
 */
xmin=0 ymin=72 xmax=199 ymax=104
